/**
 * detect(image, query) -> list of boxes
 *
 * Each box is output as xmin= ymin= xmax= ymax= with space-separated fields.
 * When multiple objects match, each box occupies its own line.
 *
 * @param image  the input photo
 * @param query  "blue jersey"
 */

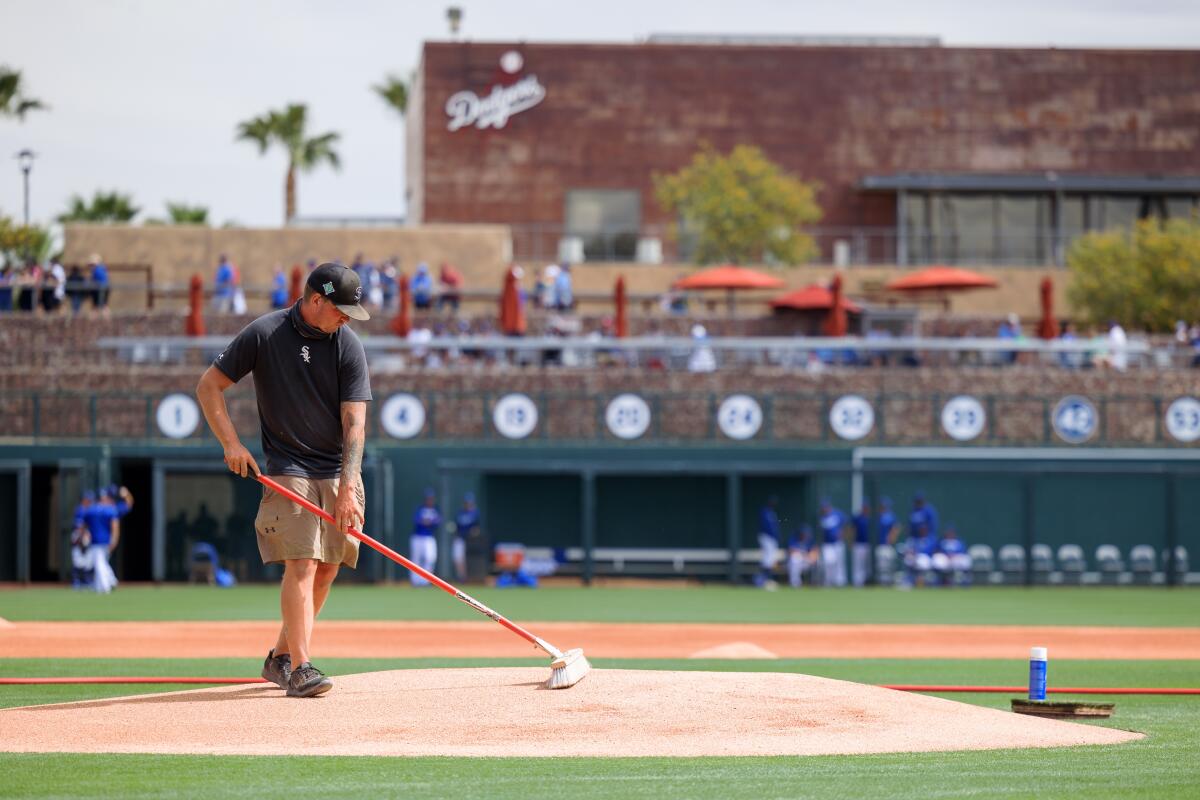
xmin=909 ymin=533 xmax=938 ymax=556
xmin=939 ymin=537 xmax=967 ymax=556
xmin=757 ymin=507 xmax=781 ymax=541
xmin=909 ymin=504 xmax=939 ymax=538
xmin=413 ymin=506 xmax=441 ymax=537
xmin=454 ymin=509 xmax=480 ymax=537
xmin=879 ymin=510 xmax=897 ymax=539
xmin=818 ymin=508 xmax=847 ymax=544
xmin=82 ymin=501 xmax=128 ymax=546
xmin=852 ymin=512 xmax=871 ymax=545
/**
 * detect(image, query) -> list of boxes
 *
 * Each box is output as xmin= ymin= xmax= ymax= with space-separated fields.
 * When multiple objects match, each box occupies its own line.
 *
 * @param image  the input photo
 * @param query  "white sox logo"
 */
xmin=300 ymin=345 xmax=311 ymax=363
xmin=354 ymin=286 xmax=362 ymax=301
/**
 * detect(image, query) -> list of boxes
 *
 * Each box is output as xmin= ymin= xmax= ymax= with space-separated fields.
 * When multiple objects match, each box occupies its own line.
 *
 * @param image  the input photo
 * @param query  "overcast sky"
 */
xmin=2 ymin=0 xmax=1198 ymax=229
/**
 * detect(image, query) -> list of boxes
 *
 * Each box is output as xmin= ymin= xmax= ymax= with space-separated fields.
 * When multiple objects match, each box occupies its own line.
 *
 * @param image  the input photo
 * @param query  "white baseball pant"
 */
xmin=409 ymin=534 xmax=437 ymax=586
xmin=852 ymin=542 xmax=871 ymax=587
xmin=821 ymin=541 xmax=847 ymax=587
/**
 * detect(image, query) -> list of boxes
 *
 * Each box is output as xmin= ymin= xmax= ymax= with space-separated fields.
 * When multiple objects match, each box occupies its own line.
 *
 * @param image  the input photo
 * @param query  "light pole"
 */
xmin=16 ymin=149 xmax=35 ymax=227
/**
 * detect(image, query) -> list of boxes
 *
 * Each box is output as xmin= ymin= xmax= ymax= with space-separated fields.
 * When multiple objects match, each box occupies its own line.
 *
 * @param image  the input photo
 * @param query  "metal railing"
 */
xmin=94 ymin=334 xmax=1157 ymax=370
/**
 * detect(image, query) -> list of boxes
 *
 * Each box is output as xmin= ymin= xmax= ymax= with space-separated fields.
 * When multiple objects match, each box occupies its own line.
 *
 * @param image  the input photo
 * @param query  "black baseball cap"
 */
xmin=307 ymin=262 xmax=370 ymax=321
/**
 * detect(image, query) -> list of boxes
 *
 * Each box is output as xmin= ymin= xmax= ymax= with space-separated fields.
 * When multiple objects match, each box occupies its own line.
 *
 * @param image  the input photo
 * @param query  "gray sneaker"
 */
xmin=287 ymin=662 xmax=333 ymax=698
xmin=261 ymin=649 xmax=291 ymax=689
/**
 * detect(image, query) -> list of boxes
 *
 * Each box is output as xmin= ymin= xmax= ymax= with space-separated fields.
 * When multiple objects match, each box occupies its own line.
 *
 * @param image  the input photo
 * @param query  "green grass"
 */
xmin=3 ymin=584 xmax=1199 ymax=625
xmin=1 ymin=659 xmax=1198 ymax=799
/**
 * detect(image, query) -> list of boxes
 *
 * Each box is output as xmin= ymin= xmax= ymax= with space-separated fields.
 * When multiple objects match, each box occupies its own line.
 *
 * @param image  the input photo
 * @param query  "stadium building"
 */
xmin=408 ymin=36 xmax=1200 ymax=265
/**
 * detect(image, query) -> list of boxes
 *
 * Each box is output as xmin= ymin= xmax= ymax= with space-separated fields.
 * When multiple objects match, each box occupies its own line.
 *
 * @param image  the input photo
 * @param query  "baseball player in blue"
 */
xmin=817 ymin=497 xmax=849 ymax=587
xmin=787 ymin=524 xmax=818 ymax=588
xmin=850 ymin=501 xmax=873 ymax=588
xmin=70 ymin=490 xmax=96 ymax=589
xmin=902 ymin=522 xmax=939 ymax=588
xmin=933 ymin=524 xmax=972 ymax=586
xmin=756 ymin=496 xmax=782 ymax=588
xmin=410 ymin=488 xmax=441 ymax=586
xmin=453 ymin=492 xmax=481 ymax=581
xmin=78 ymin=485 xmax=133 ymax=593
xmin=909 ymin=491 xmax=939 ymax=540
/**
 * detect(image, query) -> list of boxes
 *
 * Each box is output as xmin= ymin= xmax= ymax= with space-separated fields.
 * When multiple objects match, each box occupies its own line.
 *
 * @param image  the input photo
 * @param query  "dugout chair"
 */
xmin=1057 ymin=544 xmax=1086 ymax=585
xmin=1162 ymin=546 xmax=1189 ymax=583
xmin=968 ymin=544 xmax=994 ymax=586
xmin=998 ymin=544 xmax=1026 ymax=585
xmin=1095 ymin=544 xmax=1125 ymax=585
xmin=1129 ymin=545 xmax=1156 ymax=585
xmin=874 ymin=544 xmax=897 ymax=586
xmin=1030 ymin=544 xmax=1054 ymax=585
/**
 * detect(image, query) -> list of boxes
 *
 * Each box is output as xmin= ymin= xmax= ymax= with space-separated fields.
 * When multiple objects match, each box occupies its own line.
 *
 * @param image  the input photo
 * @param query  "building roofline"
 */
xmin=860 ymin=173 xmax=1200 ymax=193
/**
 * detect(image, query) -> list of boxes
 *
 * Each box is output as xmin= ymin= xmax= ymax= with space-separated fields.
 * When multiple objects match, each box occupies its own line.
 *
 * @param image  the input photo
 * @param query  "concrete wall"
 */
xmin=62 ymin=223 xmax=512 ymax=308
xmin=57 ymin=218 xmax=1074 ymax=318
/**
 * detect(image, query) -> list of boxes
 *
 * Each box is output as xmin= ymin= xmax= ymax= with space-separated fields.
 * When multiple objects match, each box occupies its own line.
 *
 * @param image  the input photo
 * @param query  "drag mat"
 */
xmin=0 ymin=668 xmax=1142 ymax=757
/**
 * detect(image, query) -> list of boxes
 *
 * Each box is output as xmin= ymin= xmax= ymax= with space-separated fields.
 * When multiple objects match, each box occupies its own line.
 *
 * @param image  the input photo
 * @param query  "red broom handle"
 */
xmin=254 ymin=473 xmax=551 ymax=654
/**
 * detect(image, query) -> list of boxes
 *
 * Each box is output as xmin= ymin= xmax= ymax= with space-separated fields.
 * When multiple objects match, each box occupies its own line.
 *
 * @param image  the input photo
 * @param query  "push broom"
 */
xmin=254 ymin=473 xmax=590 ymax=689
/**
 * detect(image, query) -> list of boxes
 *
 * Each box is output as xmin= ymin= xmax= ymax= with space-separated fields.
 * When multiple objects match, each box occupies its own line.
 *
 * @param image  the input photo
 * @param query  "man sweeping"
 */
xmin=196 ymin=262 xmax=371 ymax=698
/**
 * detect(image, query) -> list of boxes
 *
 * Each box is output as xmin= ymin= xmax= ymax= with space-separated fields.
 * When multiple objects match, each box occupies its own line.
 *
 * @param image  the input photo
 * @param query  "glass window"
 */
xmin=565 ymin=190 xmax=640 ymax=261
xmin=939 ymin=194 xmax=995 ymax=264
xmin=998 ymin=196 xmax=1049 ymax=264
xmin=1167 ymin=196 xmax=1197 ymax=221
xmin=1096 ymin=196 xmax=1140 ymax=231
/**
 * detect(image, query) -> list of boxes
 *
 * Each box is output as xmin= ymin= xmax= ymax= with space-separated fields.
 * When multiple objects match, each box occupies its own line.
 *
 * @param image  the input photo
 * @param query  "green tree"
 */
xmin=654 ymin=144 xmax=821 ymax=265
xmin=0 ymin=66 xmax=46 ymax=120
xmin=166 ymin=202 xmax=209 ymax=225
xmin=58 ymin=191 xmax=140 ymax=223
xmin=1067 ymin=217 xmax=1200 ymax=332
xmin=373 ymin=74 xmax=408 ymax=116
xmin=0 ymin=214 xmax=48 ymax=266
xmin=236 ymin=103 xmax=340 ymax=223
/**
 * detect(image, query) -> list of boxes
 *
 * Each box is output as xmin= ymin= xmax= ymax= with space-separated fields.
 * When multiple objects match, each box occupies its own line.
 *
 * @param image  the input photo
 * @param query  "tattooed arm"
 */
xmin=335 ymin=400 xmax=367 ymax=532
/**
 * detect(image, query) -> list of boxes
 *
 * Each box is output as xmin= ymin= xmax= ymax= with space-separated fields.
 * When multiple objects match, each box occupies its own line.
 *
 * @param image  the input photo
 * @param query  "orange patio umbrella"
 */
xmin=672 ymin=264 xmax=785 ymax=314
xmin=614 ymin=276 xmax=628 ymax=338
xmin=886 ymin=265 xmax=999 ymax=292
xmin=824 ymin=274 xmax=849 ymax=336
xmin=184 ymin=273 xmax=205 ymax=336
xmin=769 ymin=283 xmax=863 ymax=313
xmin=288 ymin=265 xmax=303 ymax=305
xmin=390 ymin=274 xmax=411 ymax=336
xmin=499 ymin=267 xmax=526 ymax=336
xmin=886 ymin=265 xmax=999 ymax=310
xmin=1037 ymin=276 xmax=1059 ymax=340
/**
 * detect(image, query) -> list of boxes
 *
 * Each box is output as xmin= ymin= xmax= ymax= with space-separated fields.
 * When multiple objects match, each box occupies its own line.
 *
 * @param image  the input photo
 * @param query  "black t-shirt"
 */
xmin=213 ymin=301 xmax=372 ymax=478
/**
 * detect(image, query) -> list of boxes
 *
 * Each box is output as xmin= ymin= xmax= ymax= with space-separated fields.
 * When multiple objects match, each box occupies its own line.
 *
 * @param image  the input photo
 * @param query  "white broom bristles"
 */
xmin=545 ymin=648 xmax=590 ymax=689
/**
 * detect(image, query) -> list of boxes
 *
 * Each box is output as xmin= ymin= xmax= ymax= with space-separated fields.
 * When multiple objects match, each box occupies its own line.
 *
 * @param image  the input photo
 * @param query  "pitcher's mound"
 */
xmin=0 ymin=668 xmax=1141 ymax=757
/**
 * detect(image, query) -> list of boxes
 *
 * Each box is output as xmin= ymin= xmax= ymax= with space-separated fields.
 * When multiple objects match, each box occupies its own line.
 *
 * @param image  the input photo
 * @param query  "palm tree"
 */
xmin=373 ymin=74 xmax=408 ymax=116
xmin=0 ymin=66 xmax=46 ymax=120
xmin=58 ymin=191 xmax=140 ymax=223
xmin=236 ymin=104 xmax=340 ymax=223
xmin=166 ymin=202 xmax=208 ymax=225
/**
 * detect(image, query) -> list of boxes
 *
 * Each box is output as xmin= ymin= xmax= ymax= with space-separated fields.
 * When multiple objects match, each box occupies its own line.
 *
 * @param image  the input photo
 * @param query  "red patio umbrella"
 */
xmin=288 ymin=265 xmax=303 ymax=305
xmin=1037 ymin=276 xmax=1059 ymax=340
xmin=823 ymin=274 xmax=849 ymax=337
xmin=184 ymin=273 xmax=205 ymax=336
xmin=673 ymin=264 xmax=785 ymax=314
xmin=614 ymin=276 xmax=628 ymax=338
xmin=499 ymin=267 xmax=526 ymax=336
xmin=389 ymin=274 xmax=411 ymax=336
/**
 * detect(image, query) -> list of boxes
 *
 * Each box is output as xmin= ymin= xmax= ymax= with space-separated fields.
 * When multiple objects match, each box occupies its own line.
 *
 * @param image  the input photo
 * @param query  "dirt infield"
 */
xmin=0 ymin=668 xmax=1142 ymax=757
xmin=1 ymin=620 xmax=1196 ymax=659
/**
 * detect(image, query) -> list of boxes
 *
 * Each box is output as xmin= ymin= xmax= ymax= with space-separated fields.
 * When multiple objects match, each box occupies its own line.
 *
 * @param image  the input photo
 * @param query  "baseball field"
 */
xmin=1 ymin=585 xmax=1198 ymax=799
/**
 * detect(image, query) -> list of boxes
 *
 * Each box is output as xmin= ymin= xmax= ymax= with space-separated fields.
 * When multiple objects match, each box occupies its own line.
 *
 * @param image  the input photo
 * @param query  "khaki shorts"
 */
xmin=255 ymin=475 xmax=364 ymax=568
